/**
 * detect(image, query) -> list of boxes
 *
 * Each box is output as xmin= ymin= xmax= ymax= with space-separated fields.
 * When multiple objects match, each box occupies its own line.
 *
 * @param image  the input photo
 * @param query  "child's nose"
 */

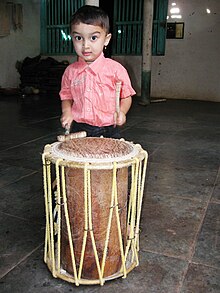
xmin=83 ymin=39 xmax=89 ymax=48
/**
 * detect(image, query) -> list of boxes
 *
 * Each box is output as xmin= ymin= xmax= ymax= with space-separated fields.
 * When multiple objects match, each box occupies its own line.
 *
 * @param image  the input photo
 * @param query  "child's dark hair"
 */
xmin=70 ymin=5 xmax=110 ymax=33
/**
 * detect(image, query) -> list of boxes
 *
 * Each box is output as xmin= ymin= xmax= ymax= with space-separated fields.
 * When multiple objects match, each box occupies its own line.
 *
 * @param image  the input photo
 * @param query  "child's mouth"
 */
xmin=83 ymin=52 xmax=91 ymax=56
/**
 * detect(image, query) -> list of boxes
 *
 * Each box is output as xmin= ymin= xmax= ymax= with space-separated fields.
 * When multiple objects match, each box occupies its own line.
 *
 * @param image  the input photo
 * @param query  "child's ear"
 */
xmin=104 ymin=33 xmax=112 ymax=46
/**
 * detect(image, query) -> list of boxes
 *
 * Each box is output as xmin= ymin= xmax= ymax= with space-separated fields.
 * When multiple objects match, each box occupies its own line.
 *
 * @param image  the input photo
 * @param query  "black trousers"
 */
xmin=70 ymin=121 xmax=121 ymax=139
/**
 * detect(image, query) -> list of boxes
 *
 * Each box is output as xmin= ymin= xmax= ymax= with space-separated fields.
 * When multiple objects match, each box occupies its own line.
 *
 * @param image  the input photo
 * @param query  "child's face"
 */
xmin=71 ymin=22 xmax=111 ymax=64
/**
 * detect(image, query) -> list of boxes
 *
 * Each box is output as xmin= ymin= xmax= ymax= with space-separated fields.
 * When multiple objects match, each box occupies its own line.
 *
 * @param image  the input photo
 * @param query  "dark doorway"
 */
xmin=99 ymin=0 xmax=114 ymax=57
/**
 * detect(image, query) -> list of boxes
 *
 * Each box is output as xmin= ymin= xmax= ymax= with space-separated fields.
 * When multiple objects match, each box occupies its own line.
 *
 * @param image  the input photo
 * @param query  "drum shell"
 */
xmin=61 ymin=166 xmax=128 ymax=279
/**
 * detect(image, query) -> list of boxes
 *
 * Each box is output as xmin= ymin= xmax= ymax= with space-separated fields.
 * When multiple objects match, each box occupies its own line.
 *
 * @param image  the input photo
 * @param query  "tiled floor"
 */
xmin=0 ymin=94 xmax=220 ymax=293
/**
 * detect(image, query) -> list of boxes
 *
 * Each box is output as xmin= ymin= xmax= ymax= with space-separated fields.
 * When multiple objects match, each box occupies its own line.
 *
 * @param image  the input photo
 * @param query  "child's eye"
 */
xmin=91 ymin=35 xmax=98 ymax=41
xmin=75 ymin=36 xmax=82 ymax=41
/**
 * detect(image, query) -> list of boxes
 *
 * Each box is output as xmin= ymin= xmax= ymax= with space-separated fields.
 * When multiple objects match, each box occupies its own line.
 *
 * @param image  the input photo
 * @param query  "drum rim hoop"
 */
xmin=50 ymin=140 xmax=142 ymax=164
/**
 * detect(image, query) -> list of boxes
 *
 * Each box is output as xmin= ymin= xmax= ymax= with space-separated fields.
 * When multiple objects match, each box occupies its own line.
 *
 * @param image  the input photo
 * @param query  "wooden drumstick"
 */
xmin=115 ymin=81 xmax=122 ymax=115
xmin=114 ymin=81 xmax=122 ymax=126
xmin=57 ymin=131 xmax=87 ymax=142
xmin=64 ymin=123 xmax=70 ymax=135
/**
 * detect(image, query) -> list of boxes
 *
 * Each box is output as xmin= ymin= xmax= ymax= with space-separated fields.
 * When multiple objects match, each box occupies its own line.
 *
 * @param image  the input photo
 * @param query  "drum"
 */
xmin=42 ymin=136 xmax=148 ymax=286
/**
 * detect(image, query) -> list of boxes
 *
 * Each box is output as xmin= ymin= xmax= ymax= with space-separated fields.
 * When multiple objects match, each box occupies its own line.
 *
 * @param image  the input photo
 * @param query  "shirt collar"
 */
xmin=89 ymin=53 xmax=105 ymax=74
xmin=77 ymin=53 xmax=105 ymax=75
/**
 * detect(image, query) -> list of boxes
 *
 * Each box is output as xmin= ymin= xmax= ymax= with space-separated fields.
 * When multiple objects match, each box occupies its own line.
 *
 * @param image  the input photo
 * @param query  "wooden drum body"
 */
xmin=42 ymin=137 xmax=148 ymax=286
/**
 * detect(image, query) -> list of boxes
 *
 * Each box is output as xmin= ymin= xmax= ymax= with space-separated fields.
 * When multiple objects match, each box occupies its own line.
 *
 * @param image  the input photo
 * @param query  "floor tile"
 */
xmin=0 ymin=248 xmax=188 ymax=293
xmin=0 ymin=213 xmax=44 ymax=278
xmin=211 ymin=173 xmax=220 ymax=203
xmin=0 ymin=172 xmax=45 ymax=225
xmin=192 ymin=203 xmax=220 ymax=268
xmin=0 ymin=163 xmax=36 ymax=188
xmin=181 ymin=263 xmax=220 ymax=293
xmin=145 ymin=162 xmax=217 ymax=202
xmin=140 ymin=194 xmax=206 ymax=259
xmin=123 ymin=126 xmax=176 ymax=145
xmin=150 ymin=142 xmax=220 ymax=169
xmin=0 ymin=126 xmax=55 ymax=151
xmin=167 ymin=126 xmax=220 ymax=145
xmin=0 ymin=134 xmax=58 ymax=170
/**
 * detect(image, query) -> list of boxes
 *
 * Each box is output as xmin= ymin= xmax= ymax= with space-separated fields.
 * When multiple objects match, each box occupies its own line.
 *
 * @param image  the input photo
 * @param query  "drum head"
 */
xmin=51 ymin=137 xmax=139 ymax=163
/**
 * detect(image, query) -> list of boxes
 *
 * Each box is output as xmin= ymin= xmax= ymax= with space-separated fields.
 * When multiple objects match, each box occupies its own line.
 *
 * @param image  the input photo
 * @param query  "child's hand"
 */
xmin=114 ymin=96 xmax=132 ymax=126
xmin=60 ymin=112 xmax=73 ymax=130
xmin=60 ymin=100 xmax=73 ymax=130
xmin=115 ymin=111 xmax=126 ymax=126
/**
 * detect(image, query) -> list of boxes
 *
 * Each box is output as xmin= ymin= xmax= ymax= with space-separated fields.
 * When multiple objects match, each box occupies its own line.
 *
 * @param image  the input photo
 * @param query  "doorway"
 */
xmin=99 ymin=0 xmax=114 ymax=57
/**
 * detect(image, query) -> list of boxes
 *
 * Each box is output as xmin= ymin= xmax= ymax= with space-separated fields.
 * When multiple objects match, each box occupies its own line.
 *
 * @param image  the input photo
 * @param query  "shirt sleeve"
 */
xmin=114 ymin=63 xmax=136 ymax=99
xmin=59 ymin=66 xmax=73 ymax=101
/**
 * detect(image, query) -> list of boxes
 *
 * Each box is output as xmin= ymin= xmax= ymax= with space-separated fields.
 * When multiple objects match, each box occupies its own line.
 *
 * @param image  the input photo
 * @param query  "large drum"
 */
xmin=42 ymin=136 xmax=148 ymax=286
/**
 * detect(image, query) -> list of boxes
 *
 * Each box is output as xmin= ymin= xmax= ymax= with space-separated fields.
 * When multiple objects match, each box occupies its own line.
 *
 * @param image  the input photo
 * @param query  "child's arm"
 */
xmin=60 ymin=100 xmax=73 ymax=130
xmin=116 ymin=96 xmax=132 ymax=126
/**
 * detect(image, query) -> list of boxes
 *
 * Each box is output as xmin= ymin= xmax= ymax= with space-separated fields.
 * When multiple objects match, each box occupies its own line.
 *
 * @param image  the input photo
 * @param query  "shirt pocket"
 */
xmin=70 ymin=76 xmax=85 ymax=99
xmin=95 ymin=82 xmax=116 ymax=114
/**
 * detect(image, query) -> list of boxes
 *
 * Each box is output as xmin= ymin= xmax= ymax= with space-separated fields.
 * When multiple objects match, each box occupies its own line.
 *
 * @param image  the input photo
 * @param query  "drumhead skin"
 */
xmin=51 ymin=137 xmax=140 ymax=163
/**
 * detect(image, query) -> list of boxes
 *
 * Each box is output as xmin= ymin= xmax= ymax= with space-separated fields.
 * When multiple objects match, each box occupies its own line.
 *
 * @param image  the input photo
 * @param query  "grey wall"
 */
xmin=0 ymin=0 xmax=40 ymax=89
xmin=115 ymin=0 xmax=220 ymax=102
xmin=151 ymin=0 xmax=220 ymax=102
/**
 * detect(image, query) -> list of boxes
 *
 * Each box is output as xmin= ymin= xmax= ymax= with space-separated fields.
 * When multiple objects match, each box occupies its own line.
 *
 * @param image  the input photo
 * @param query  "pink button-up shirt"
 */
xmin=59 ymin=53 xmax=136 ymax=127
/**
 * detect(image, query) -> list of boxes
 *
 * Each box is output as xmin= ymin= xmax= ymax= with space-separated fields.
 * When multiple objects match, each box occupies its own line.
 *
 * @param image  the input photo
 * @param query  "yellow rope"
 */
xmin=87 ymin=167 xmax=104 ymax=285
xmin=124 ymin=158 xmax=139 ymax=264
xmin=134 ymin=152 xmax=148 ymax=252
xmin=135 ymin=160 xmax=142 ymax=252
xmin=78 ymin=164 xmax=89 ymax=279
xmin=42 ymin=153 xmax=50 ymax=263
xmin=55 ymin=161 xmax=62 ymax=272
xmin=127 ymin=165 xmax=134 ymax=232
xmin=113 ymin=163 xmax=127 ymax=278
xmin=46 ymin=158 xmax=56 ymax=276
xmin=61 ymin=165 xmax=79 ymax=286
xmin=101 ymin=164 xmax=115 ymax=277
xmin=130 ymin=158 xmax=139 ymax=265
